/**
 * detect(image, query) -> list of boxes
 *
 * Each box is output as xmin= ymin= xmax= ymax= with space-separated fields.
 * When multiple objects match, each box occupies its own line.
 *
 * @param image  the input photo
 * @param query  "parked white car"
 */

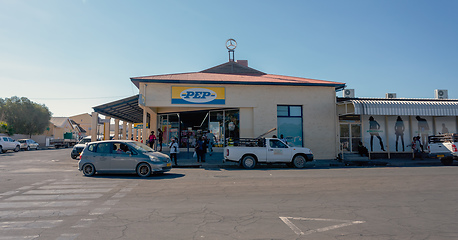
xmin=0 ymin=136 xmax=21 ymax=153
xmin=224 ymin=138 xmax=314 ymax=169
xmin=18 ymin=139 xmax=40 ymax=151
xmin=428 ymin=133 xmax=458 ymax=165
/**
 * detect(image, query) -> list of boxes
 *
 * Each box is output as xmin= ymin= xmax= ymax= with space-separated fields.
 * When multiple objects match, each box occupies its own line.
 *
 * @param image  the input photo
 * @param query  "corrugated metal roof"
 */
xmin=351 ymin=99 xmax=458 ymax=116
xmin=93 ymin=95 xmax=143 ymax=123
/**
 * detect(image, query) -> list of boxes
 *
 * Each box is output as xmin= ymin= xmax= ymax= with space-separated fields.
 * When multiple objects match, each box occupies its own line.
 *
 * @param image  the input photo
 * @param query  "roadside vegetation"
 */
xmin=0 ymin=97 xmax=51 ymax=137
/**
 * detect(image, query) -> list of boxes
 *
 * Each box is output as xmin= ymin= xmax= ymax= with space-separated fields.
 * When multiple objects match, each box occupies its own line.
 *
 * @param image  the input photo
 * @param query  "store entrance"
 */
xmin=179 ymin=111 xmax=209 ymax=148
xmin=158 ymin=109 xmax=239 ymax=148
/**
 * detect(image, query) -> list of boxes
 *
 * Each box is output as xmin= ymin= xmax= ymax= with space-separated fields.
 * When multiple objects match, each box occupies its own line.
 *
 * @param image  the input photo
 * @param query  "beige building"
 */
xmin=45 ymin=117 xmax=75 ymax=139
xmin=93 ymin=61 xmax=345 ymax=160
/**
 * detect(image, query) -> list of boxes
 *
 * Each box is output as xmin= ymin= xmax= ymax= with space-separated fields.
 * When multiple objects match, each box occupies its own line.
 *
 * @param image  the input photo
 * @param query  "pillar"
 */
xmin=104 ymin=116 xmax=111 ymax=140
xmin=122 ymin=121 xmax=127 ymax=140
xmin=91 ymin=112 xmax=98 ymax=142
xmin=128 ymin=122 xmax=132 ymax=140
xmin=114 ymin=119 xmax=120 ymax=140
xmin=143 ymin=107 xmax=148 ymax=144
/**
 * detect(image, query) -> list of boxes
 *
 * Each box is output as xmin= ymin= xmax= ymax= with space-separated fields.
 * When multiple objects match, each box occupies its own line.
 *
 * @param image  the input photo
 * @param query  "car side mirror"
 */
xmin=126 ymin=151 xmax=132 ymax=155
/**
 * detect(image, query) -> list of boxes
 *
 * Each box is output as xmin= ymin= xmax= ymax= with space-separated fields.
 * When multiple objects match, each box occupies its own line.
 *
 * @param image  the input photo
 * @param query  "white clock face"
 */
xmin=226 ymin=39 xmax=237 ymax=50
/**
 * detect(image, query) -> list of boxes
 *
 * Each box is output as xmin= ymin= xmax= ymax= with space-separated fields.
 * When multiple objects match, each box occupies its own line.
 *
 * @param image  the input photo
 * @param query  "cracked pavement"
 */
xmin=1 ymin=149 xmax=458 ymax=239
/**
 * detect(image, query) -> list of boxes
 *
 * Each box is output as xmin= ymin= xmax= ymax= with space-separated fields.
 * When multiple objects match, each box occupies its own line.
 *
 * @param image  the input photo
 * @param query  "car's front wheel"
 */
xmin=27 ymin=146 xmax=30 ymax=151
xmin=292 ymin=155 xmax=307 ymax=168
xmin=14 ymin=146 xmax=20 ymax=152
xmin=82 ymin=163 xmax=96 ymax=176
xmin=137 ymin=163 xmax=151 ymax=177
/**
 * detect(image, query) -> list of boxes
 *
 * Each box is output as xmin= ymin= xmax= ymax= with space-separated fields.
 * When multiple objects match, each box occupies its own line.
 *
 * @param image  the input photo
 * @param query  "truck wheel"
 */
xmin=441 ymin=157 xmax=453 ymax=166
xmin=292 ymin=155 xmax=306 ymax=169
xmin=241 ymin=155 xmax=257 ymax=169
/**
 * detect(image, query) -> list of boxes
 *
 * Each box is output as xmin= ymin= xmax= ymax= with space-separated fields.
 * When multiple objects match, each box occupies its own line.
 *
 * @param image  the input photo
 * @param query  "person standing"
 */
xmin=157 ymin=128 xmax=163 ymax=151
xmin=169 ymin=138 xmax=179 ymax=166
xmin=206 ymin=131 xmax=216 ymax=156
xmin=411 ymin=136 xmax=423 ymax=159
xmin=148 ymin=131 xmax=156 ymax=149
xmin=201 ymin=135 xmax=208 ymax=162
xmin=195 ymin=137 xmax=204 ymax=162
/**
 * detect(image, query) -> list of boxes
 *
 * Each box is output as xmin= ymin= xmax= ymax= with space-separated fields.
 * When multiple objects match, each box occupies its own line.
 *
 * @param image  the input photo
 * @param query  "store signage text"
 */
xmin=172 ymin=87 xmax=225 ymax=104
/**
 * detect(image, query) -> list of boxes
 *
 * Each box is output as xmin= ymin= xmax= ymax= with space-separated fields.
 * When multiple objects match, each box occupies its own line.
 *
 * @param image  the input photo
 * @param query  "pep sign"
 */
xmin=172 ymin=87 xmax=225 ymax=105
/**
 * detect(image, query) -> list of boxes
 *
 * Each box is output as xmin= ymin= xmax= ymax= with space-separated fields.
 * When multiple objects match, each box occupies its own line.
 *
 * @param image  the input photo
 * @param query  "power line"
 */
xmin=30 ymin=96 xmax=132 ymax=100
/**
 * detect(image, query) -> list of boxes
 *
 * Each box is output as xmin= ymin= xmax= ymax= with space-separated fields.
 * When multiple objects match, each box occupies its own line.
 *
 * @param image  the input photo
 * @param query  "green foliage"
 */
xmin=0 ymin=121 xmax=15 ymax=135
xmin=0 ymin=97 xmax=52 ymax=137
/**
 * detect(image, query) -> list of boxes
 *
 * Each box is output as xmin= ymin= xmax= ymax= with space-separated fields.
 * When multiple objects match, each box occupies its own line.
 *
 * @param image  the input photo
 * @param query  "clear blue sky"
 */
xmin=1 ymin=0 xmax=457 ymax=117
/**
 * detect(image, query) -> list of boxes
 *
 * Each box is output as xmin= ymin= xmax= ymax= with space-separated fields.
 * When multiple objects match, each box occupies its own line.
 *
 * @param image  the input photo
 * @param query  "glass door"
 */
xmin=340 ymin=123 xmax=361 ymax=152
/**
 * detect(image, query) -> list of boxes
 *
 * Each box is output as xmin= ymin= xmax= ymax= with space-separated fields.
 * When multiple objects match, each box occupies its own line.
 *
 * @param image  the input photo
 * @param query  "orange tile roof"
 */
xmin=131 ymin=61 xmax=346 ymax=90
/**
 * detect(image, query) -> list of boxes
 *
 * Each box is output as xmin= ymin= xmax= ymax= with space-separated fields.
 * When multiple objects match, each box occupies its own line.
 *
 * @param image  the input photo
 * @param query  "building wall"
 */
xmin=70 ymin=113 xmax=93 ymax=134
xmin=141 ymin=83 xmax=338 ymax=160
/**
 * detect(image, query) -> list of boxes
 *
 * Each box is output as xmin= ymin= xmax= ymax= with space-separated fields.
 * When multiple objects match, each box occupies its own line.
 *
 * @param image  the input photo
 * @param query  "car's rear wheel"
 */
xmin=241 ymin=155 xmax=257 ymax=169
xmin=82 ymin=163 xmax=96 ymax=176
xmin=14 ymin=146 xmax=20 ymax=152
xmin=137 ymin=163 xmax=151 ymax=177
xmin=292 ymin=155 xmax=307 ymax=168
xmin=441 ymin=157 xmax=453 ymax=166
xmin=0 ymin=146 xmax=3 ymax=153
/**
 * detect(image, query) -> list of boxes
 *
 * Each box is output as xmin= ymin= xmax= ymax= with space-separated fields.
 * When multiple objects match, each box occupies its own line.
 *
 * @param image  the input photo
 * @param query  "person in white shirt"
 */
xmin=169 ymin=138 xmax=179 ymax=166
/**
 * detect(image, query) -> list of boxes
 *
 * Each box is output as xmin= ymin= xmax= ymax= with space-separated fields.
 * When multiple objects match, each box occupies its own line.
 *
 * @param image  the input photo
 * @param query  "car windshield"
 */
xmin=78 ymin=138 xmax=91 ymax=144
xmin=18 ymin=140 xmax=26 ymax=143
xmin=128 ymin=141 xmax=155 ymax=153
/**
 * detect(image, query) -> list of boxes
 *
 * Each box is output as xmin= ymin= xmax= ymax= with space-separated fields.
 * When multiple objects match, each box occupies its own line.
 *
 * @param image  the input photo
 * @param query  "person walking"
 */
xmin=148 ymin=131 xmax=156 ymax=149
xmin=157 ymin=128 xmax=163 ymax=151
xmin=169 ymin=138 xmax=179 ymax=166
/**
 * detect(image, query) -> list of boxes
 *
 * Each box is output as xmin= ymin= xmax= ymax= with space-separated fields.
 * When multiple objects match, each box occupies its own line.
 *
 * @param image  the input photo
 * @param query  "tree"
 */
xmin=1 ymin=97 xmax=52 ymax=137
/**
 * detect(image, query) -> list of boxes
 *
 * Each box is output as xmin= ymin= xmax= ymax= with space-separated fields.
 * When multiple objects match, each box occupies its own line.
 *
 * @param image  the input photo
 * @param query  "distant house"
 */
xmin=45 ymin=117 xmax=75 ymax=139
xmin=70 ymin=113 xmax=102 ymax=138
xmin=70 ymin=119 xmax=87 ymax=139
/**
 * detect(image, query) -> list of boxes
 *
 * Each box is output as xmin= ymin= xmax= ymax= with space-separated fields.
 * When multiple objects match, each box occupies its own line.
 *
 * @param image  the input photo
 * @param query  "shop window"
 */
xmin=277 ymin=105 xmax=303 ymax=147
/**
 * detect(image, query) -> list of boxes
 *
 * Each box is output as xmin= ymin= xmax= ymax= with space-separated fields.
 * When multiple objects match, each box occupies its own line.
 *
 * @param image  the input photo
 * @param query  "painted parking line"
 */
xmin=279 ymin=217 xmax=365 ymax=236
xmin=0 ymin=209 xmax=79 ymax=219
xmin=38 ymin=184 xmax=118 ymax=189
xmin=6 ymin=193 xmax=103 ymax=201
xmin=89 ymin=207 xmax=111 ymax=215
xmin=24 ymin=189 xmax=112 ymax=194
xmin=0 ymin=200 xmax=91 ymax=209
xmin=0 ymin=220 xmax=63 ymax=230
xmin=55 ymin=233 xmax=80 ymax=240
xmin=0 ymin=236 xmax=39 ymax=240
xmin=71 ymin=218 xmax=95 ymax=228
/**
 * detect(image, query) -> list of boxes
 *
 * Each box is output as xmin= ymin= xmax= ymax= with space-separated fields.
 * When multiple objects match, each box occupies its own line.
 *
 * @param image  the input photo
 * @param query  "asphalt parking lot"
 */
xmin=1 ymin=148 xmax=457 ymax=240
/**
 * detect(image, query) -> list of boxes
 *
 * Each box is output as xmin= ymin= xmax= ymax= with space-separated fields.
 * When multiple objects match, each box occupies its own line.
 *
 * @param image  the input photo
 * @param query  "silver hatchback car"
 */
xmin=78 ymin=140 xmax=172 ymax=177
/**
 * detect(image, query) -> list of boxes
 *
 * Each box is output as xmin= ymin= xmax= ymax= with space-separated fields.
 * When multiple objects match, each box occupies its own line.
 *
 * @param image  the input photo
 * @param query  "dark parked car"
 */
xmin=78 ymin=140 xmax=172 ymax=177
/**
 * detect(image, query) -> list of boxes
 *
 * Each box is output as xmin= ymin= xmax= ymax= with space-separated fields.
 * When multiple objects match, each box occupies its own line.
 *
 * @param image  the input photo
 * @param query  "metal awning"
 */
xmin=346 ymin=99 xmax=458 ymax=116
xmin=93 ymin=95 xmax=143 ymax=123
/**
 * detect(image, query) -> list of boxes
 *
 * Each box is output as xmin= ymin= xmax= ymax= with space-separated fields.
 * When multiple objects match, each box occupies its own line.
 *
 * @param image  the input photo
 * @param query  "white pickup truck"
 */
xmin=428 ymin=133 xmax=458 ymax=165
xmin=224 ymin=138 xmax=314 ymax=169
